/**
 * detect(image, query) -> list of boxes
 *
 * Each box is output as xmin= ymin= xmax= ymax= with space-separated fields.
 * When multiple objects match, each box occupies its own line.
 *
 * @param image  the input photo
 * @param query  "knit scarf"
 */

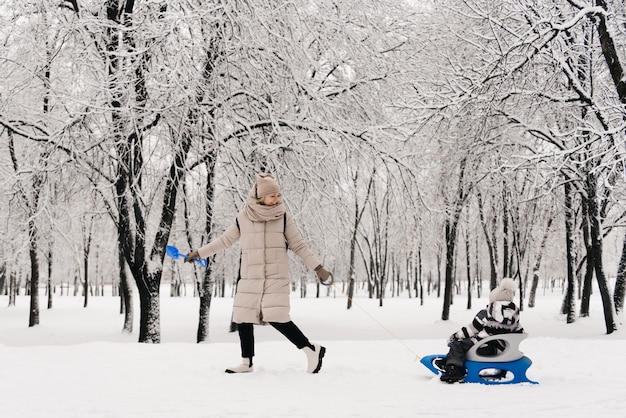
xmin=244 ymin=193 xmax=285 ymax=223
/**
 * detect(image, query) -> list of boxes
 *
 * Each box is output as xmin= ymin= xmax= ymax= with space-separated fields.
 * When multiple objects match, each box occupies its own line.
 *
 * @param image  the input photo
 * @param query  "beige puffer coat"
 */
xmin=197 ymin=208 xmax=321 ymax=324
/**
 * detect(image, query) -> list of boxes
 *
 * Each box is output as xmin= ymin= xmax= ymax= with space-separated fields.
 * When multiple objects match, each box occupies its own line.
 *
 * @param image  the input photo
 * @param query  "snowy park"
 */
xmin=2 ymin=1 xmax=626 ymax=417
xmin=2 ymin=285 xmax=625 ymax=418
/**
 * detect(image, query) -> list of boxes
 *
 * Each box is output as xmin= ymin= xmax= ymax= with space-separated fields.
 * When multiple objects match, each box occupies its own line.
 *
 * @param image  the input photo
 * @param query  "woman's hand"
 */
xmin=185 ymin=250 xmax=200 ymax=263
xmin=315 ymin=265 xmax=332 ymax=285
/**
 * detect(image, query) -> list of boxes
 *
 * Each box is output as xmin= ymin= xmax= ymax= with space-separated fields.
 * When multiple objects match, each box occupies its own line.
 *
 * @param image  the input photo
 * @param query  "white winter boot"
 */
xmin=302 ymin=343 xmax=326 ymax=373
xmin=225 ymin=358 xmax=254 ymax=374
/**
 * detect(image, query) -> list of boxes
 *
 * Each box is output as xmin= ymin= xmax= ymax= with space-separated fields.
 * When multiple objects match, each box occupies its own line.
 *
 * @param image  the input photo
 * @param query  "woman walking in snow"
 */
xmin=185 ymin=173 xmax=331 ymax=374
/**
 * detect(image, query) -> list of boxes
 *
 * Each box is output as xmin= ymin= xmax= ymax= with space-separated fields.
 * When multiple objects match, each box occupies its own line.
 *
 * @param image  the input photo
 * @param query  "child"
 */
xmin=439 ymin=278 xmax=524 ymax=383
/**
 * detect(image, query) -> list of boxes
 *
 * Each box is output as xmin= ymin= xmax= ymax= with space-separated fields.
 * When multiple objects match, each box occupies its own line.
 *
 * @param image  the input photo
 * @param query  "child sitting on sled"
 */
xmin=439 ymin=278 xmax=524 ymax=383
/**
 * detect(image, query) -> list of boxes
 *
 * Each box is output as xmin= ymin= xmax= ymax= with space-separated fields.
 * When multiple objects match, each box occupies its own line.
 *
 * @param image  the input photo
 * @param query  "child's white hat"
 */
xmin=489 ymin=278 xmax=517 ymax=303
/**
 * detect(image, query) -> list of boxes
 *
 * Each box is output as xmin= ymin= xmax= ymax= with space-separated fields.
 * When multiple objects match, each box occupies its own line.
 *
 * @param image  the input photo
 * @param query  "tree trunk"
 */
xmin=580 ymin=196 xmax=594 ymax=317
xmin=0 ymin=263 xmax=6 ymax=296
xmin=83 ymin=224 xmax=92 ymax=308
xmin=477 ymin=192 xmax=498 ymax=291
xmin=502 ymin=185 xmax=510 ymax=278
xmin=442 ymin=218 xmax=457 ymax=320
xmin=475 ymin=234 xmax=482 ymax=299
xmin=442 ymin=158 xmax=467 ymax=321
xmin=105 ymin=0 xmax=184 ymax=343
xmin=9 ymin=271 xmax=17 ymax=306
xmin=197 ymin=261 xmax=214 ymax=343
xmin=28 ymin=218 xmax=40 ymax=327
xmin=197 ymin=152 xmax=217 ymax=343
xmin=347 ymin=171 xmax=374 ymax=309
xmin=613 ymin=228 xmax=626 ymax=318
xmin=405 ymin=256 xmax=412 ymax=299
xmin=593 ymin=0 xmax=626 ymax=106
xmin=564 ymin=182 xmax=576 ymax=323
xmin=436 ymin=251 xmax=442 ymax=299
xmin=118 ymin=245 xmax=133 ymax=333
xmin=416 ymin=250 xmax=423 ymax=303
xmin=464 ymin=218 xmax=472 ymax=310
xmin=8 ymin=129 xmax=43 ymax=326
xmin=137 ymin=272 xmax=161 ymax=343
xmin=586 ymin=172 xmax=616 ymax=334
xmin=347 ymin=220 xmax=358 ymax=309
xmin=47 ymin=247 xmax=53 ymax=309
xmin=528 ymin=216 xmax=553 ymax=308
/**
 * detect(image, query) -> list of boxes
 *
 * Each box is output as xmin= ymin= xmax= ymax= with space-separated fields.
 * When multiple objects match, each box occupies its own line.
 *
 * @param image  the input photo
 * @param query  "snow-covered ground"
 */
xmin=1 ymin=285 xmax=625 ymax=418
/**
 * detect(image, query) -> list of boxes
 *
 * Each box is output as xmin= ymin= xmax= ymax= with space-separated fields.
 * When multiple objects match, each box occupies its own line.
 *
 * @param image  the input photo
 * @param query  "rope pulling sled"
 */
xmin=165 ymin=249 xmax=536 ymax=384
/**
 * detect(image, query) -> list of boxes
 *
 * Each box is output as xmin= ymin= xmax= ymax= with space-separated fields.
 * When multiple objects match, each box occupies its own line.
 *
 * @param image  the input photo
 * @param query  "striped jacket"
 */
xmin=453 ymin=301 xmax=523 ymax=343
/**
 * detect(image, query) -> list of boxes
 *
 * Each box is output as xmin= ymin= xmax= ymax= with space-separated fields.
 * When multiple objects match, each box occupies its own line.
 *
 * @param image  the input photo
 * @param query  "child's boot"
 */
xmin=441 ymin=364 xmax=466 ymax=383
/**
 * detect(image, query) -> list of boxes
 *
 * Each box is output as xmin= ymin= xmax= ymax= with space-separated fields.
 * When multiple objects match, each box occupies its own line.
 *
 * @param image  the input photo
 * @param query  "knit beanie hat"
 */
xmin=489 ymin=278 xmax=517 ymax=303
xmin=255 ymin=173 xmax=281 ymax=198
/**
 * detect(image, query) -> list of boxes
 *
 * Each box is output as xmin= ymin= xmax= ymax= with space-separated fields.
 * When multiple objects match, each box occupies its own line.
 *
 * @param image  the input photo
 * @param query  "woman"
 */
xmin=185 ymin=173 xmax=331 ymax=374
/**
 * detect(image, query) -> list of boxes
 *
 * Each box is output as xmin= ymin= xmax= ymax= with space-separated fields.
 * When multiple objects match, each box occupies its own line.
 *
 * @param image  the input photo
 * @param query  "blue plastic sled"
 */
xmin=421 ymin=333 xmax=538 ymax=385
xmin=166 ymin=245 xmax=207 ymax=268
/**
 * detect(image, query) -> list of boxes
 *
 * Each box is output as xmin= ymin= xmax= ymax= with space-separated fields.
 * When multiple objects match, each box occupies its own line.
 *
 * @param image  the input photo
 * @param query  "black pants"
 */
xmin=447 ymin=338 xmax=506 ymax=367
xmin=237 ymin=321 xmax=311 ymax=359
xmin=446 ymin=338 xmax=475 ymax=367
